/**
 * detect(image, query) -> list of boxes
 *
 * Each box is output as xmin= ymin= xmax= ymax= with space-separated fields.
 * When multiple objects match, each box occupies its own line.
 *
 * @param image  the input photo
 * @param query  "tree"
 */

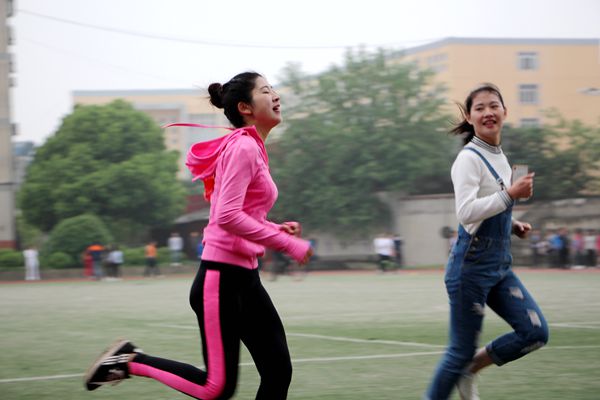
xmin=502 ymin=112 xmax=600 ymax=200
xmin=19 ymin=100 xmax=186 ymax=240
xmin=270 ymin=49 xmax=455 ymax=236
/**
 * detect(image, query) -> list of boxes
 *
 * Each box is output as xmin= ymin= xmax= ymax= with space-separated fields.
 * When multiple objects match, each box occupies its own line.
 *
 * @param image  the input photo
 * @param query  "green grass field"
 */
xmin=1 ymin=268 xmax=599 ymax=399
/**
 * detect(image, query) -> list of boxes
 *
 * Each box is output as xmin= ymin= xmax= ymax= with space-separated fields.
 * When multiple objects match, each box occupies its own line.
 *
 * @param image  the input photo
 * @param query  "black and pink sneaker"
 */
xmin=84 ymin=339 xmax=142 ymax=391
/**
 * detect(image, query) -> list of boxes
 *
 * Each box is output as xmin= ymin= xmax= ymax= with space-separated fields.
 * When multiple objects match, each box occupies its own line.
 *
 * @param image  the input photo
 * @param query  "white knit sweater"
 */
xmin=451 ymin=137 xmax=514 ymax=235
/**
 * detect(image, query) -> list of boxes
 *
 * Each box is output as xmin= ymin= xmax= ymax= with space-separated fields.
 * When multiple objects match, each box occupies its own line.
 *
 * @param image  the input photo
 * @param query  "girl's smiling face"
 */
xmin=240 ymin=76 xmax=281 ymax=137
xmin=467 ymin=90 xmax=507 ymax=145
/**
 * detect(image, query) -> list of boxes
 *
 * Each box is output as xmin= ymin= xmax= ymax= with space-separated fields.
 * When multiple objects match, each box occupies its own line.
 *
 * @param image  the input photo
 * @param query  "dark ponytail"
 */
xmin=207 ymin=83 xmax=224 ymax=108
xmin=450 ymin=83 xmax=505 ymax=145
xmin=208 ymin=72 xmax=262 ymax=128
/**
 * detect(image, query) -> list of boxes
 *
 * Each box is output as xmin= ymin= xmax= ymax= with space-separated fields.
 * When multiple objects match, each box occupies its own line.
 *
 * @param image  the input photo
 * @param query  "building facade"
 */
xmin=401 ymin=37 xmax=600 ymax=127
xmin=0 ymin=0 xmax=14 ymax=248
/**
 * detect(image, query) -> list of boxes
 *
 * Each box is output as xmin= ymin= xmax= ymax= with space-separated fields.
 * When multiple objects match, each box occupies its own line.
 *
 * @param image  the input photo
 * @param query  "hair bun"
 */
xmin=208 ymin=83 xmax=224 ymax=108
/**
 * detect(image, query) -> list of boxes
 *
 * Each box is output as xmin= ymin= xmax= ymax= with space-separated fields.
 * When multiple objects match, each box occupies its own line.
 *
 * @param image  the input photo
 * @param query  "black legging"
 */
xmin=130 ymin=261 xmax=292 ymax=399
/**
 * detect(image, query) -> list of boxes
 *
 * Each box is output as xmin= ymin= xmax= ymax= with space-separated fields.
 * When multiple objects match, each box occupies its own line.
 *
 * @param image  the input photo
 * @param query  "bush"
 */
xmin=45 ymin=252 xmax=74 ymax=269
xmin=157 ymin=247 xmax=170 ymax=264
xmin=43 ymin=214 xmax=114 ymax=268
xmin=122 ymin=246 xmax=169 ymax=266
xmin=0 ymin=249 xmax=24 ymax=268
xmin=122 ymin=247 xmax=145 ymax=266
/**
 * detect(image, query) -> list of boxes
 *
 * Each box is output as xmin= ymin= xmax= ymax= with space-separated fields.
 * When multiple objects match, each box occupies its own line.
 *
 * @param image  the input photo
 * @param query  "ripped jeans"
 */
xmin=425 ymin=235 xmax=549 ymax=399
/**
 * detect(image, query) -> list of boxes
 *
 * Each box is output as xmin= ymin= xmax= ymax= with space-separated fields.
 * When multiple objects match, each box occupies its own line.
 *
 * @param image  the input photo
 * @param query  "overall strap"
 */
xmin=463 ymin=147 xmax=506 ymax=190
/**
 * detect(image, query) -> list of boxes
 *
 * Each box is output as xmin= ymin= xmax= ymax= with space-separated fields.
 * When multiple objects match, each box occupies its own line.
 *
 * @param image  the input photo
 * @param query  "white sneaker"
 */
xmin=456 ymin=373 xmax=480 ymax=400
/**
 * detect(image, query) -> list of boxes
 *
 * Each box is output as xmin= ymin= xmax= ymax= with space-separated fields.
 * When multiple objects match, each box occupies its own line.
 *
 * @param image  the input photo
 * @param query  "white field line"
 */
xmin=0 ymin=351 xmax=445 ymax=384
xmin=283 ymin=309 xmax=443 ymax=321
xmin=287 ymin=332 xmax=446 ymax=348
xmin=150 ymin=323 xmax=445 ymax=348
xmin=3 ymin=323 xmax=598 ymax=385
xmin=2 ymin=344 xmax=599 ymax=384
xmin=0 ymin=374 xmax=83 ymax=383
xmin=549 ymin=322 xmax=600 ymax=329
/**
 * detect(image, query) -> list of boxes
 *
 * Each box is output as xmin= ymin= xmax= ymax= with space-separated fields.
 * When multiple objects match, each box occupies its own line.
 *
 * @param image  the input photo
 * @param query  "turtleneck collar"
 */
xmin=471 ymin=136 xmax=502 ymax=154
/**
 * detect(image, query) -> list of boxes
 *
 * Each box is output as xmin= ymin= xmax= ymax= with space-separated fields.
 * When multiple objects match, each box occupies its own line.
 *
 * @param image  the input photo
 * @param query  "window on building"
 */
xmin=518 ymin=52 xmax=538 ymax=70
xmin=520 ymin=118 xmax=540 ymax=128
xmin=519 ymin=84 xmax=539 ymax=104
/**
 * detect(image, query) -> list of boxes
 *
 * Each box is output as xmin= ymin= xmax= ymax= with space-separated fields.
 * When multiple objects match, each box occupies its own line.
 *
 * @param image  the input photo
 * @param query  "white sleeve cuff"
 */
xmin=498 ymin=189 xmax=514 ymax=208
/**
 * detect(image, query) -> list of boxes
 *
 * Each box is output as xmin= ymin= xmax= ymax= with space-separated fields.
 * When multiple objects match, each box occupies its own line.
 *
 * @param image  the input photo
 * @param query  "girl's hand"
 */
xmin=512 ymin=220 xmax=532 ymax=239
xmin=281 ymin=222 xmax=302 ymax=237
xmin=300 ymin=247 xmax=314 ymax=265
xmin=507 ymin=172 xmax=535 ymax=200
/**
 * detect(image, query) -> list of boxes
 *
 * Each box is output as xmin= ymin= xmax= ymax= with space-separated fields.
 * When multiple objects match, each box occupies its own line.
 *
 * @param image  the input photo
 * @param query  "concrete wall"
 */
xmin=304 ymin=193 xmax=600 ymax=268
xmin=384 ymin=193 xmax=457 ymax=266
xmin=307 ymin=193 xmax=459 ymax=267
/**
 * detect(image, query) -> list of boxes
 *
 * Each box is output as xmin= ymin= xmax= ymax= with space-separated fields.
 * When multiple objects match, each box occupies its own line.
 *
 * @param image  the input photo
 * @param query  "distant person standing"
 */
xmin=583 ymin=229 xmax=597 ymax=267
xmin=143 ymin=241 xmax=160 ymax=277
xmin=425 ymin=83 xmax=548 ymax=400
xmin=82 ymin=250 xmax=94 ymax=278
xmin=548 ymin=230 xmax=562 ymax=268
xmin=571 ymin=229 xmax=585 ymax=267
xmin=558 ymin=227 xmax=570 ymax=268
xmin=373 ymin=233 xmax=395 ymax=272
xmin=188 ymin=231 xmax=201 ymax=260
xmin=168 ymin=232 xmax=184 ymax=266
xmin=529 ymin=229 xmax=543 ymax=267
xmin=393 ymin=234 xmax=404 ymax=268
xmin=107 ymin=245 xmax=124 ymax=278
xmin=23 ymin=246 xmax=40 ymax=281
xmin=87 ymin=243 xmax=105 ymax=280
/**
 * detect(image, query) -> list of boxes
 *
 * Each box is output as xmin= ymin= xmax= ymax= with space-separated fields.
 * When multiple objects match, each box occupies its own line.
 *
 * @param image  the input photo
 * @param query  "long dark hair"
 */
xmin=450 ymin=83 xmax=506 ymax=145
xmin=208 ymin=72 xmax=262 ymax=128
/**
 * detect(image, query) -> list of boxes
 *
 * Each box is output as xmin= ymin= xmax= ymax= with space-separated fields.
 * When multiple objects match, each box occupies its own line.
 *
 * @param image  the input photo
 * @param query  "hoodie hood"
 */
xmin=185 ymin=125 xmax=267 ymax=201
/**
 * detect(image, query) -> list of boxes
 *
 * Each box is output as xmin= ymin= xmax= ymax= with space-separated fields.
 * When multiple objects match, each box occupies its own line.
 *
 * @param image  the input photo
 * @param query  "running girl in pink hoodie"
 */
xmin=85 ymin=72 xmax=313 ymax=400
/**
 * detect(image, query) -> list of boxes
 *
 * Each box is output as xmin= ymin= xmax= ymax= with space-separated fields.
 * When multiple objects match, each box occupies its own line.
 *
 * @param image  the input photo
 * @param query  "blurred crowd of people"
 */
xmin=83 ymin=243 xmax=124 ymax=281
xmin=79 ymin=231 xmax=207 ymax=281
xmin=529 ymin=228 xmax=600 ymax=268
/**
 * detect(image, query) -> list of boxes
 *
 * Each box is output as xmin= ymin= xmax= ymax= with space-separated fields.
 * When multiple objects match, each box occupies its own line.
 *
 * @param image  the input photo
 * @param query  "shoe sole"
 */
xmin=84 ymin=338 xmax=130 ymax=391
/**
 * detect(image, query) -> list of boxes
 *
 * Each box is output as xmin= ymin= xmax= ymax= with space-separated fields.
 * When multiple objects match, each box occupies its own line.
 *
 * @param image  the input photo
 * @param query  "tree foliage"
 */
xmin=270 ymin=51 xmax=600 ymax=236
xmin=270 ymin=49 xmax=456 ymax=235
xmin=42 ymin=214 xmax=113 ymax=267
xmin=502 ymin=112 xmax=600 ymax=200
xmin=19 ymin=100 xmax=186 ymax=238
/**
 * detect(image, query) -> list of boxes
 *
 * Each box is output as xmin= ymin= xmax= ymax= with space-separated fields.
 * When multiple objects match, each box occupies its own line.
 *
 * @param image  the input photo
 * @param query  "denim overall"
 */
xmin=426 ymin=148 xmax=549 ymax=400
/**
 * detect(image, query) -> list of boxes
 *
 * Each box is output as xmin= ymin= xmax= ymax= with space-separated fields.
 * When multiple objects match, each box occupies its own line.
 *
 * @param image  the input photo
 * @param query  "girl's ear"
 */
xmin=238 ymin=102 xmax=252 ymax=116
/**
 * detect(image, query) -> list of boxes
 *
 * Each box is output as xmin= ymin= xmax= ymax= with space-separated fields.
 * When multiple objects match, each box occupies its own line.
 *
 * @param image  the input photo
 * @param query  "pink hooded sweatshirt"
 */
xmin=186 ymin=125 xmax=310 ymax=269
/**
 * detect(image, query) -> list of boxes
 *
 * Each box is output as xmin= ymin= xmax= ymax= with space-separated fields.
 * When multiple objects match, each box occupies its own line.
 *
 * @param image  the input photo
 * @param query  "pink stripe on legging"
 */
xmin=130 ymin=269 xmax=225 ymax=399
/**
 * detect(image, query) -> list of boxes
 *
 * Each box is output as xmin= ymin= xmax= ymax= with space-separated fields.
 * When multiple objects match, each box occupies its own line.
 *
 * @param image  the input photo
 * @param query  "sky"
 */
xmin=10 ymin=0 xmax=600 ymax=144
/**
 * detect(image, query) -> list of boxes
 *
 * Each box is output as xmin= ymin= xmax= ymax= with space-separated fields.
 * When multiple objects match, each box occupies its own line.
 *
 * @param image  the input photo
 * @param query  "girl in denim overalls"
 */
xmin=425 ymin=84 xmax=549 ymax=400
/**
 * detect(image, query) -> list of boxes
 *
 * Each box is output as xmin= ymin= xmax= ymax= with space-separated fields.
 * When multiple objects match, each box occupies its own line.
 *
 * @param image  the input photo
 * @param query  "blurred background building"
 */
xmin=0 ymin=0 xmax=15 ymax=249
xmin=402 ymin=37 xmax=600 ymax=127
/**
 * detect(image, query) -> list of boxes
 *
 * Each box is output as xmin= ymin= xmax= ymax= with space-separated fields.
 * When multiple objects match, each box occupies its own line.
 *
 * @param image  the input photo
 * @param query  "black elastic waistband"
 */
xmin=200 ymin=260 xmax=258 ymax=274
